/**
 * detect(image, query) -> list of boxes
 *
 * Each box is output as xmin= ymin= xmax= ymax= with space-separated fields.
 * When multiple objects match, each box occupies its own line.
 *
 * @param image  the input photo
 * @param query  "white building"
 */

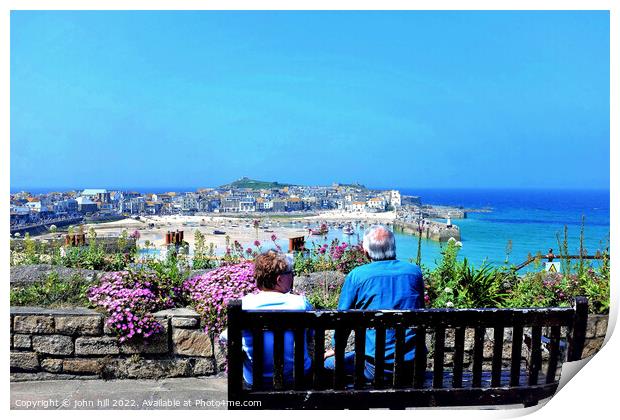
xmin=76 ymin=196 xmax=98 ymax=213
xmin=389 ymin=190 xmax=402 ymax=208
xmin=182 ymin=193 xmax=199 ymax=212
xmin=346 ymin=201 xmax=366 ymax=212
xmin=367 ymin=197 xmax=386 ymax=211
xmin=239 ymin=199 xmax=256 ymax=212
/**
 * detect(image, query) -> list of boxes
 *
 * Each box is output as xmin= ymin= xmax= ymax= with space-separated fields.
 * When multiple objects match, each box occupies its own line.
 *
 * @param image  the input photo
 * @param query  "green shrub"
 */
xmin=10 ymin=272 xmax=93 ymax=307
xmin=292 ymin=239 xmax=368 ymax=276
xmin=305 ymin=280 xmax=342 ymax=309
xmin=142 ymin=247 xmax=191 ymax=289
xmin=192 ymin=230 xmax=217 ymax=270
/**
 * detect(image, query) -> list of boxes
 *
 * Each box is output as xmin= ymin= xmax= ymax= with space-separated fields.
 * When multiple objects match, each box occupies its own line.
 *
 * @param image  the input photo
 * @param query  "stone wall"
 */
xmin=10 ymin=306 xmax=607 ymax=381
xmin=393 ymin=220 xmax=461 ymax=242
xmin=583 ymin=314 xmax=609 ymax=358
xmin=10 ymin=307 xmax=225 ymax=381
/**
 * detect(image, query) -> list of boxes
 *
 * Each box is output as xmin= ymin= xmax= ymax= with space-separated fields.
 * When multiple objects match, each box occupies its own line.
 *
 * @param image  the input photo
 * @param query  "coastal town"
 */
xmin=10 ymin=178 xmax=412 ymax=222
xmin=10 ymin=177 xmax=467 ymax=240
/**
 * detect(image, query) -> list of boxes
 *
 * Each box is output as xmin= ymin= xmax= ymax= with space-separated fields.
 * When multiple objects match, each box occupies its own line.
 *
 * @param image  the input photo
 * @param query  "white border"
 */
xmin=2 ymin=2 xmax=616 ymax=420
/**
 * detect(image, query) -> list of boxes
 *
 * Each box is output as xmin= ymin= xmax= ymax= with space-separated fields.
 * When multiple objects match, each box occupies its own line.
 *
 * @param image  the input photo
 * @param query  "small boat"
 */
xmin=213 ymin=230 xmax=226 ymax=235
xmin=343 ymin=225 xmax=354 ymax=235
xmin=309 ymin=223 xmax=329 ymax=236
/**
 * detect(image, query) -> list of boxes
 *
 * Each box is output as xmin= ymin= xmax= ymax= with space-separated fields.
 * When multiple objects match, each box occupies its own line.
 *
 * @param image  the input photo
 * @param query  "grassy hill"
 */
xmin=218 ymin=177 xmax=294 ymax=190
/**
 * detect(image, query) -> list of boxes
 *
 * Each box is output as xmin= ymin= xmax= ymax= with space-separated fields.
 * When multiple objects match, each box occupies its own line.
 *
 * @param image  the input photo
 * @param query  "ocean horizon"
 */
xmin=275 ymin=187 xmax=607 ymax=270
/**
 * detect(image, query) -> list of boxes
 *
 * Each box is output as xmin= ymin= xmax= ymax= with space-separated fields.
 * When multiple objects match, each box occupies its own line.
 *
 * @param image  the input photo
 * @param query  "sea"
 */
xmin=298 ymin=188 xmax=610 ymax=272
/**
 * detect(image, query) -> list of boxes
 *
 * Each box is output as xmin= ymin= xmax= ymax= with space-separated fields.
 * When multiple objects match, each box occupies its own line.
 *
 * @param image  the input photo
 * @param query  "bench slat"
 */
xmin=414 ymin=326 xmax=427 ymax=388
xmin=491 ymin=327 xmax=504 ymax=387
xmin=313 ymin=328 xmax=325 ymax=389
xmin=354 ymin=328 xmax=366 ymax=389
xmin=334 ymin=329 xmax=346 ymax=390
xmin=227 ymin=300 xmax=244 ymax=403
xmin=238 ymin=308 xmax=575 ymax=330
xmin=252 ymin=329 xmax=264 ymax=391
xmin=433 ymin=327 xmax=445 ymax=388
xmin=472 ymin=327 xmax=485 ymax=387
xmin=568 ymin=296 xmax=588 ymax=361
xmin=294 ymin=328 xmax=306 ymax=390
xmin=273 ymin=329 xmax=285 ymax=390
xmin=546 ymin=326 xmax=561 ymax=384
xmin=528 ymin=326 xmax=542 ymax=385
xmin=242 ymin=380 xmax=559 ymax=410
xmin=511 ymin=325 xmax=524 ymax=386
xmin=374 ymin=327 xmax=386 ymax=389
xmin=393 ymin=327 xmax=406 ymax=388
xmin=452 ymin=327 xmax=465 ymax=388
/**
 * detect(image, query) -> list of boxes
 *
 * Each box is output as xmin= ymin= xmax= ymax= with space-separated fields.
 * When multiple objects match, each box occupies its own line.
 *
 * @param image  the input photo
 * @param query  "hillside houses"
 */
xmin=10 ymin=181 xmax=413 ymax=226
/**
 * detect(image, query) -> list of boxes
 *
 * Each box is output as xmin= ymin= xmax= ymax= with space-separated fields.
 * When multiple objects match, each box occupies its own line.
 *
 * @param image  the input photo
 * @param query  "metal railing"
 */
xmin=513 ymin=249 xmax=606 ymax=271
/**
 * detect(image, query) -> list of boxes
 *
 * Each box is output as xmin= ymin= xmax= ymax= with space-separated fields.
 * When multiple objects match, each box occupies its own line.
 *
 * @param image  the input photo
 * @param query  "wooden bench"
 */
xmin=227 ymin=297 xmax=588 ymax=409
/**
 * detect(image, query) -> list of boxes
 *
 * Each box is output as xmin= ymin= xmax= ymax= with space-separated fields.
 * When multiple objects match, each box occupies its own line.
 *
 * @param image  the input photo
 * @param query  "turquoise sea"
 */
xmin=297 ymin=189 xmax=610 ymax=271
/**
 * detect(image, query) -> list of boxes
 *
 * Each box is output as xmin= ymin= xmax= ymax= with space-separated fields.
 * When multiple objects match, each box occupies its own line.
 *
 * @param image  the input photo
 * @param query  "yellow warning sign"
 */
xmin=545 ymin=262 xmax=561 ymax=273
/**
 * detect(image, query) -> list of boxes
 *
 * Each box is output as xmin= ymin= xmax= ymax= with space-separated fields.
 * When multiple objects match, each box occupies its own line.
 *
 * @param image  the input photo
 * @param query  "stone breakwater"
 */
xmin=393 ymin=220 xmax=461 ymax=242
xmin=10 ymin=307 xmax=226 ymax=381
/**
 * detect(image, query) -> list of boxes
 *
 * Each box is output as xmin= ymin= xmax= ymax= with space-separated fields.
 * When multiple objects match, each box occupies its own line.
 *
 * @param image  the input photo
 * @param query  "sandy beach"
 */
xmin=304 ymin=210 xmax=397 ymax=222
xmin=33 ymin=211 xmax=396 ymax=255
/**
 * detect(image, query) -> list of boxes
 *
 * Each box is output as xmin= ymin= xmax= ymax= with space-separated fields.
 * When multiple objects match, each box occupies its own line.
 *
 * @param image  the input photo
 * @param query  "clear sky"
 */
xmin=10 ymin=11 xmax=609 ymax=191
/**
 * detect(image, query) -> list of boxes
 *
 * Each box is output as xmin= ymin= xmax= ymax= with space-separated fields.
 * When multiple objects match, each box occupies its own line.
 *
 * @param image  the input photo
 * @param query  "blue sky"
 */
xmin=10 ymin=11 xmax=609 ymax=190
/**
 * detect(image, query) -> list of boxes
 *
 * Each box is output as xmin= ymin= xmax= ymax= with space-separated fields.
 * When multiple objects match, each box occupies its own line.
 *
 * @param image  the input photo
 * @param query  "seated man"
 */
xmin=238 ymin=250 xmax=313 ymax=388
xmin=324 ymin=224 xmax=425 ymax=382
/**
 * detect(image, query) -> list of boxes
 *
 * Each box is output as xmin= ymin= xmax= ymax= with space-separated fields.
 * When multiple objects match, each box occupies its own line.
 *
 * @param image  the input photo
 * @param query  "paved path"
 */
xmin=11 ymin=377 xmax=549 ymax=411
xmin=11 ymin=377 xmax=228 ymax=410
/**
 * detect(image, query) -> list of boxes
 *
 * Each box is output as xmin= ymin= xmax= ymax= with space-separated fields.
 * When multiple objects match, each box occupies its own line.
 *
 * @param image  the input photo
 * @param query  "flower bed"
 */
xmin=181 ymin=261 xmax=258 ymax=335
xmin=87 ymin=271 xmax=178 ymax=342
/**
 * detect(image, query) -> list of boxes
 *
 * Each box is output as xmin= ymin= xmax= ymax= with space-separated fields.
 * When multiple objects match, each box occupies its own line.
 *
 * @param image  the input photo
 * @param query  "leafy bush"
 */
xmin=426 ymin=238 xmax=514 ymax=309
xmin=10 ymin=227 xmax=136 ymax=271
xmin=142 ymin=247 xmax=191 ymax=288
xmin=10 ymin=272 xmax=93 ymax=307
xmin=293 ymin=239 xmax=369 ymax=276
xmin=192 ymin=230 xmax=218 ymax=269
xmin=182 ymin=261 xmax=257 ymax=335
xmin=505 ymin=261 xmax=609 ymax=314
xmin=305 ymin=280 xmax=342 ymax=309
xmin=219 ymin=234 xmax=282 ymax=266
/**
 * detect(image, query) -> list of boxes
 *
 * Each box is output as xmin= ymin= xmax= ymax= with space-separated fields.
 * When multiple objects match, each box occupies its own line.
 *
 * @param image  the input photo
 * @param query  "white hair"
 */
xmin=362 ymin=225 xmax=396 ymax=261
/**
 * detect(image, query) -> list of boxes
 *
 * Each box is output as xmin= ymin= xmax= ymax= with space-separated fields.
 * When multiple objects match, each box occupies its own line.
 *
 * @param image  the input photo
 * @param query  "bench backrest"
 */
xmin=227 ymin=297 xmax=588 ymax=409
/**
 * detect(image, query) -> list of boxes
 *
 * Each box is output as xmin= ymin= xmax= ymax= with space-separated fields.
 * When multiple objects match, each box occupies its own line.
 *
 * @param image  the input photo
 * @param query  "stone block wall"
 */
xmin=10 ymin=306 xmax=607 ymax=381
xmin=10 ymin=307 xmax=226 ymax=381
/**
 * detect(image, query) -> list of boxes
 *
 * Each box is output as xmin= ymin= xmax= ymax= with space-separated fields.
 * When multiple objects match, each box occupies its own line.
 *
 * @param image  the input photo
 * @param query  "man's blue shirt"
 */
xmin=337 ymin=259 xmax=425 ymax=364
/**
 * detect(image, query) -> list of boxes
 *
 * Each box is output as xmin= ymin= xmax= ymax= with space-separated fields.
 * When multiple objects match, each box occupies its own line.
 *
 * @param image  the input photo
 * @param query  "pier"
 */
xmin=393 ymin=219 xmax=460 ymax=242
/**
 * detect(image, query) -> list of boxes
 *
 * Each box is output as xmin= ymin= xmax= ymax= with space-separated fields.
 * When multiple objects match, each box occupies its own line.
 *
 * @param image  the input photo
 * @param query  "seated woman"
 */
xmin=236 ymin=250 xmax=313 ymax=388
